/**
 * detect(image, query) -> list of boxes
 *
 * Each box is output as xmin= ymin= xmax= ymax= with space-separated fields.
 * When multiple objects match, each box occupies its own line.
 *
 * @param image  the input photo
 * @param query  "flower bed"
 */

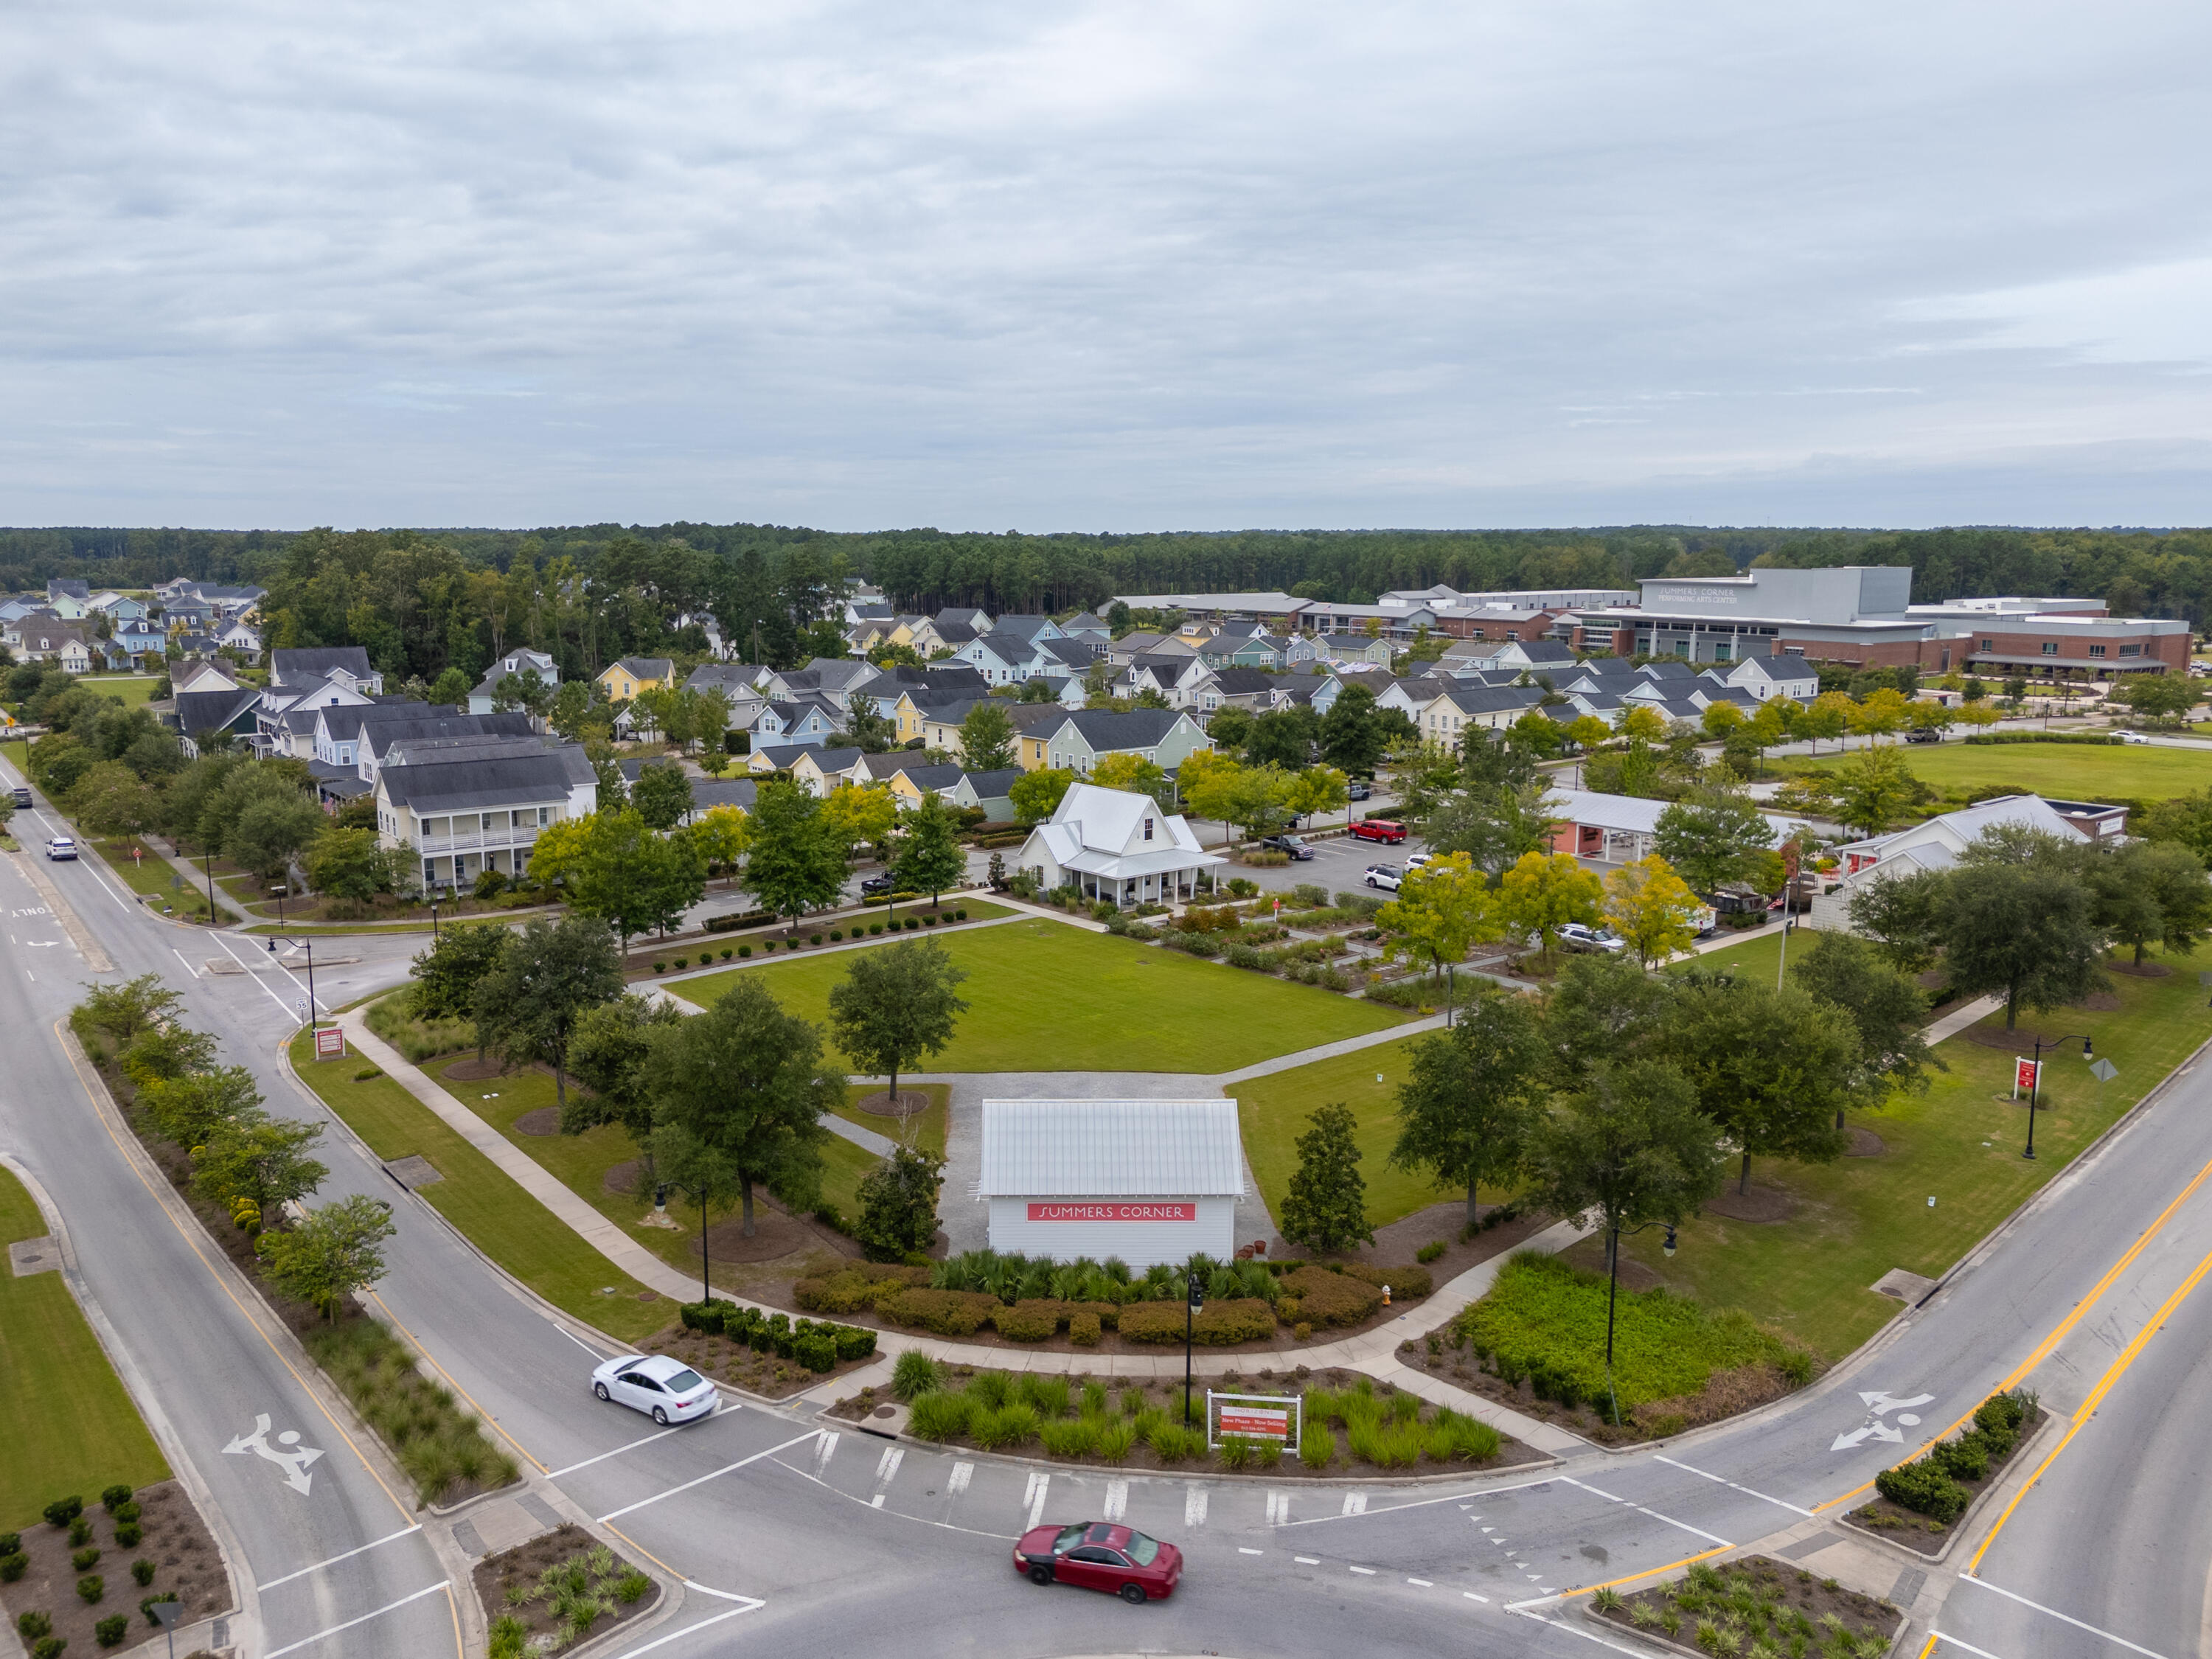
xmin=476 ymin=1525 xmax=655 ymax=1658
xmin=1590 ymin=1554 xmax=1901 ymax=1657
xmin=832 ymin=1359 xmax=1537 ymax=1477
xmin=0 ymin=1484 xmax=227 ymax=1659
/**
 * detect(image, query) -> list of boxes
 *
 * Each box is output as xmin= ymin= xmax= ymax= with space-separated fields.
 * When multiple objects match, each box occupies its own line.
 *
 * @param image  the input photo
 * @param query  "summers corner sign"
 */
xmin=1025 ymin=1203 xmax=1197 ymax=1222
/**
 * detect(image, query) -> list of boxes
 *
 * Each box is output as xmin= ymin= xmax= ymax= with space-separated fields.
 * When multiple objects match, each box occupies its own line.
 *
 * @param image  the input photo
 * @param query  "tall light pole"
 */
xmin=1183 ymin=1259 xmax=1205 ymax=1429
xmin=2023 ymin=1034 xmax=2093 ymax=1159
xmin=1601 ymin=1222 xmax=1677 ymax=1429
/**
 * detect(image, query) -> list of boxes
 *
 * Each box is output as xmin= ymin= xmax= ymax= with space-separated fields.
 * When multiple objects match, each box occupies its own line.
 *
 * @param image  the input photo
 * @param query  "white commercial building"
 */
xmin=977 ymin=1099 xmax=1245 ymax=1267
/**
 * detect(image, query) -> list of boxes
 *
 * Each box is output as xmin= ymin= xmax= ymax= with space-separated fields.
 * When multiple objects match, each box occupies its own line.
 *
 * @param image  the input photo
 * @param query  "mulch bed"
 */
xmin=640 ymin=1322 xmax=880 ymax=1401
xmin=0 ymin=1483 xmax=229 ymax=1659
xmin=829 ymin=1364 xmax=1545 ymax=1478
xmin=442 ymin=1055 xmax=511 ymax=1082
xmin=512 ymin=1107 xmax=560 ymax=1135
xmin=1319 ymin=1199 xmax=1551 ymax=1289
xmin=2110 ymin=960 xmax=2173 ymax=977
xmin=473 ymin=1523 xmax=655 ymax=1652
xmin=1593 ymin=1553 xmax=1902 ymax=1652
xmin=1702 ymin=1183 xmax=1798 ymax=1223
xmin=855 ymin=1088 xmax=930 ymax=1119
xmin=1846 ymin=1127 xmax=1885 ymax=1157
xmin=1845 ymin=1405 xmax=2047 ymax=1548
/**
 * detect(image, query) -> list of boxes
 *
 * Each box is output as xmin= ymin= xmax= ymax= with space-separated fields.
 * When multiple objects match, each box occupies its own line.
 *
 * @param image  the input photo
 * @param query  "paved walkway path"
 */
xmin=1215 ymin=1014 xmax=1444 ymax=1084
xmin=1924 ymin=992 xmax=2006 ymax=1044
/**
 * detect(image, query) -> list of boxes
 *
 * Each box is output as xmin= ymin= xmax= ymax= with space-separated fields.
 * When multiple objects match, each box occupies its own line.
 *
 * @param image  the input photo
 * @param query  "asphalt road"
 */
xmin=9 ymin=746 xmax=2212 ymax=1657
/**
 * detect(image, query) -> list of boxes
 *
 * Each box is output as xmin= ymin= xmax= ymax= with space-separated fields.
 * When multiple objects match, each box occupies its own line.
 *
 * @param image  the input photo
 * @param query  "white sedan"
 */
xmin=2115 ymin=731 xmax=2153 ymax=745
xmin=591 ymin=1353 xmax=719 ymax=1425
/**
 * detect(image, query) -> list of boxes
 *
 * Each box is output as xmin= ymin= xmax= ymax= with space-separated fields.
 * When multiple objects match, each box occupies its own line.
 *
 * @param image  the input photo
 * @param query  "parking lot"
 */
xmin=1203 ymin=818 xmax=1433 ymax=900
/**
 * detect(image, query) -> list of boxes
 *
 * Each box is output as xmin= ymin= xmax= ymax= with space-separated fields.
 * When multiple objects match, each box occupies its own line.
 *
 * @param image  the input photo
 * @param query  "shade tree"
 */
xmin=1388 ymin=990 xmax=1546 ymax=1231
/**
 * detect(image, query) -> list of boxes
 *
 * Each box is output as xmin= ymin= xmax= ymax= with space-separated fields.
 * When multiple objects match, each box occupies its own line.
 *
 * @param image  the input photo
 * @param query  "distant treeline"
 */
xmin=3 ymin=521 xmax=2209 ymax=630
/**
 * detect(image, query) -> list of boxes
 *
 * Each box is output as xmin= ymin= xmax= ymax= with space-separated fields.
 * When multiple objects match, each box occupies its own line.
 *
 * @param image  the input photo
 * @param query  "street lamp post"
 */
xmin=1601 ymin=1222 xmax=1677 ymax=1428
xmin=201 ymin=844 xmax=218 ymax=925
xmin=1183 ymin=1261 xmax=1206 ymax=1429
xmin=430 ymin=898 xmax=441 ymax=941
xmin=2023 ymin=1034 xmax=2093 ymax=1159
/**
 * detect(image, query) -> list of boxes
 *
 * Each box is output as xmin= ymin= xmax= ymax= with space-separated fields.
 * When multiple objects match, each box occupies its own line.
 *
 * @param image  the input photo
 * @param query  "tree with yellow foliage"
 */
xmin=1601 ymin=855 xmax=1703 ymax=967
xmin=1498 ymin=850 xmax=1604 ymax=966
xmin=1375 ymin=852 xmax=1498 ymax=987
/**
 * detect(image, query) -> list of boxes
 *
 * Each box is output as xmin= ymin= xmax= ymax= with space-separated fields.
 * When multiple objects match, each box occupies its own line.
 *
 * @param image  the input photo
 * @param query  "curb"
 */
xmin=1830 ymin=1409 xmax=2063 ymax=1566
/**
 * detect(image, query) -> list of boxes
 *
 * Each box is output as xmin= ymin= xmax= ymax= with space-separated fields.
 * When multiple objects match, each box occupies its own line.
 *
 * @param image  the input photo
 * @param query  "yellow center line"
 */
xmin=442 ymin=1581 xmax=464 ymax=1659
xmin=1815 ymin=1141 xmax=2212 ymax=1514
xmin=59 ymin=1019 xmax=414 ymax=1523
xmin=1549 ymin=1544 xmax=1732 ymax=1601
xmin=1966 ymin=1239 xmax=2212 ymax=1576
xmin=368 ymin=1289 xmax=551 ymax=1475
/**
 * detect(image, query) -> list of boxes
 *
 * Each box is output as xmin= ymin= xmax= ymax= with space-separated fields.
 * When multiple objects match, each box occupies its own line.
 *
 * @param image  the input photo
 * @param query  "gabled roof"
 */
xmin=855 ymin=751 xmax=945 ymax=780
xmin=964 ymin=767 xmax=1024 ymax=799
xmin=684 ymin=663 xmax=769 ymax=697
xmin=1036 ymin=637 xmax=1098 ymax=669
xmin=892 ymin=763 xmax=968 ymax=794
xmin=1026 ymin=707 xmax=1190 ymax=751
xmin=792 ymin=746 xmax=865 ymax=774
xmin=692 ymin=777 xmax=758 ymax=813
xmin=173 ymin=687 xmax=260 ymax=734
xmin=966 ymin=629 xmax=1048 ymax=664
xmin=977 ymin=1099 xmax=1245 ymax=1197
xmin=272 ymin=647 xmax=373 ymax=685
xmin=991 ymin=614 xmax=1055 ymax=639
xmin=1060 ymin=611 xmax=1109 ymax=633
xmin=377 ymin=748 xmax=593 ymax=813
xmin=608 ymin=655 xmax=673 ymax=681
xmin=1263 ymin=674 xmax=1319 ymax=705
xmin=1206 ymin=667 xmax=1279 ymax=695
xmin=1426 ymin=685 xmax=1545 ymax=716
xmin=355 ymin=712 xmax=532 ymax=754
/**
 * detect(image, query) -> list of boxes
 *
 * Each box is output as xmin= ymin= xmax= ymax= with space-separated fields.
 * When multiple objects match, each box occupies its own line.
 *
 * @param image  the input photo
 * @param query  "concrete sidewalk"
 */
xmin=1216 ymin=1014 xmax=1446 ymax=1085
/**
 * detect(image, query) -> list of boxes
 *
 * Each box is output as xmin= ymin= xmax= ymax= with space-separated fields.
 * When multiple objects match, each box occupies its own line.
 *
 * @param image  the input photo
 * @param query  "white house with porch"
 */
xmin=1544 ymin=787 xmax=1804 ymax=866
xmin=1014 ymin=782 xmax=1223 ymax=907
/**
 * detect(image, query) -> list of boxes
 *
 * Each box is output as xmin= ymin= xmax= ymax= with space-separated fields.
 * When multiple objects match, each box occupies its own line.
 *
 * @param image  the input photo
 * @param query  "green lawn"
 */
xmin=0 ymin=1166 xmax=170 ymax=1528
xmin=832 ymin=1082 xmax=949 ymax=1161
xmin=1618 ymin=943 xmax=2212 ymax=1360
xmin=77 ymin=675 xmax=162 ymax=709
xmin=1235 ymin=1038 xmax=1455 ymax=1231
xmin=285 ymin=1034 xmax=668 ymax=1342
xmin=89 ymin=835 xmax=216 ymax=921
xmin=1 ymin=738 xmax=28 ymax=776
xmin=677 ymin=920 xmax=1402 ymax=1073
xmin=1792 ymin=740 xmax=2212 ymax=801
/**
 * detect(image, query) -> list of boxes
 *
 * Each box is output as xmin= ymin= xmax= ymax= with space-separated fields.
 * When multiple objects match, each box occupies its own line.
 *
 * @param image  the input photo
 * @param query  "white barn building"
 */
xmin=1013 ymin=781 xmax=1225 ymax=908
xmin=978 ymin=1099 xmax=1245 ymax=1267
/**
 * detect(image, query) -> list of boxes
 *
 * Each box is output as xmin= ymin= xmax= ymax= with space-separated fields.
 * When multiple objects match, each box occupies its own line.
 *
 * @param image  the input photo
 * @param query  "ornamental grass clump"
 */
xmin=1095 ymin=1419 xmax=1138 ymax=1463
xmin=890 ymin=1349 xmax=940 ymax=1401
xmin=906 ymin=1391 xmax=975 ymax=1441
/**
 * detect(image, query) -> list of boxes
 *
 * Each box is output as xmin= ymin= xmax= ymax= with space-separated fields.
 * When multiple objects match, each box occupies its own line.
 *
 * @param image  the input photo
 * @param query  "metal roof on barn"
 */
xmin=976 ymin=1099 xmax=1247 ymax=1197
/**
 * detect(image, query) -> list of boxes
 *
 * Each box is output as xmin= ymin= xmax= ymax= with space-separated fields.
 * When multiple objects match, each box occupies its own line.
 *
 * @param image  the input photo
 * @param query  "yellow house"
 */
xmin=889 ymin=617 xmax=948 ymax=655
xmin=596 ymin=655 xmax=673 ymax=703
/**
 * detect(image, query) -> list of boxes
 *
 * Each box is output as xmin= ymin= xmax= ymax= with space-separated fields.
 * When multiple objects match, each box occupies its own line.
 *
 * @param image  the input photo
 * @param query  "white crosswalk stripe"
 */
xmin=1102 ymin=1480 xmax=1128 ymax=1522
xmin=1184 ymin=1485 xmax=1208 ymax=1528
xmin=1341 ymin=1491 xmax=1367 ymax=1517
xmin=874 ymin=1446 xmax=903 ymax=1486
xmin=1023 ymin=1471 xmax=1051 ymax=1530
xmin=813 ymin=1433 xmax=838 ymax=1478
xmin=948 ymin=1461 xmax=973 ymax=1497
xmin=1265 ymin=1491 xmax=1291 ymax=1526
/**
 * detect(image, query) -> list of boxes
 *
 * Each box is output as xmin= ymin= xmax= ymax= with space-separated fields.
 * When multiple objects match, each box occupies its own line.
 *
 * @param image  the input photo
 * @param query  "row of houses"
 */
xmin=3 ymin=578 xmax=267 ymax=670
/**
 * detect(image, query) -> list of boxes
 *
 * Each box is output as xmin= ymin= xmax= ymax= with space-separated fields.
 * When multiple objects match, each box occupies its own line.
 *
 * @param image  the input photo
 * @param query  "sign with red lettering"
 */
xmin=2014 ymin=1057 xmax=2039 ymax=1095
xmin=1025 ymin=1202 xmax=1197 ymax=1222
xmin=314 ymin=1026 xmax=346 ymax=1060
xmin=1219 ymin=1406 xmax=1290 ymax=1441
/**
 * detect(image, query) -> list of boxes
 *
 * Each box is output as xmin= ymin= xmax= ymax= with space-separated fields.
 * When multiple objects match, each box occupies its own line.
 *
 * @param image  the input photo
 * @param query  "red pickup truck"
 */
xmin=1350 ymin=818 xmax=1407 ymax=844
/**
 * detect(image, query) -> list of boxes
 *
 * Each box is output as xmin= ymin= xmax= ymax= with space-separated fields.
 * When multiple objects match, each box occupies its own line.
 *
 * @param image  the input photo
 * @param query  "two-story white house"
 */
xmin=271 ymin=647 xmax=384 ymax=698
xmin=467 ymin=649 xmax=561 ymax=714
xmin=375 ymin=741 xmax=597 ymax=891
xmin=1014 ymin=781 xmax=1225 ymax=907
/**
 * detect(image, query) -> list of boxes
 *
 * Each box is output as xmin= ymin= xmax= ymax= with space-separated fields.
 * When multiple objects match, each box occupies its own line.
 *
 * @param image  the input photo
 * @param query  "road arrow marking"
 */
xmin=223 ymin=1413 xmax=324 ymax=1495
xmin=1832 ymin=1391 xmax=1934 ymax=1450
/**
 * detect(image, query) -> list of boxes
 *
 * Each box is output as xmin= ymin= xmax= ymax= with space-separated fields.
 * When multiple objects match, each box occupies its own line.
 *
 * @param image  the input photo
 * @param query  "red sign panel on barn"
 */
xmin=1025 ymin=1202 xmax=1197 ymax=1222
xmin=1218 ymin=1405 xmax=1291 ymax=1441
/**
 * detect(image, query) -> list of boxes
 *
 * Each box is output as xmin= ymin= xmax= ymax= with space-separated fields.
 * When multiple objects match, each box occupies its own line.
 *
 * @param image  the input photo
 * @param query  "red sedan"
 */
xmin=1014 ymin=1521 xmax=1183 ymax=1604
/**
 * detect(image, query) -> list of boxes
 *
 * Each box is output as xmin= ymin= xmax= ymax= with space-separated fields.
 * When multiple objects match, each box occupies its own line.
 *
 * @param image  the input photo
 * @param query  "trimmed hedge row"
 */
xmin=1961 ymin=731 xmax=2118 ymax=746
xmin=1874 ymin=1388 xmax=2035 ymax=1523
xmin=793 ymin=1262 xmax=932 ymax=1315
xmin=678 ymin=1300 xmax=877 ymax=1371
xmin=1118 ymin=1297 xmax=1277 ymax=1345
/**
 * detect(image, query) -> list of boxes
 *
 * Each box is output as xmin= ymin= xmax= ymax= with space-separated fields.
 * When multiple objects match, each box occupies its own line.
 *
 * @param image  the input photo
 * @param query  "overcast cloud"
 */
xmin=2 ymin=0 xmax=2208 ymax=531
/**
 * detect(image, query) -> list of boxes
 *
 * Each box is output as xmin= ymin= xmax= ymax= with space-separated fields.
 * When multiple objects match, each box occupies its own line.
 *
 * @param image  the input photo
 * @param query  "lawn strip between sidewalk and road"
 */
xmin=1618 ymin=939 xmax=2212 ymax=1360
xmin=675 ymin=917 xmax=1402 ymax=1073
xmin=285 ymin=1032 xmax=668 ymax=1343
xmin=0 ymin=1164 xmax=170 ymax=1528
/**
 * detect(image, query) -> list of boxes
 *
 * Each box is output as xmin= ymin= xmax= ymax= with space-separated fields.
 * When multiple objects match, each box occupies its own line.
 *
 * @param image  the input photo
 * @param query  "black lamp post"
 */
xmin=1183 ymin=1259 xmax=1206 ymax=1430
xmin=1601 ymin=1221 xmax=1677 ymax=1429
xmin=430 ymin=898 xmax=441 ymax=941
xmin=2023 ymin=1034 xmax=2093 ymax=1159
xmin=201 ymin=844 xmax=218 ymax=925
xmin=657 ymin=1181 xmax=713 ymax=1303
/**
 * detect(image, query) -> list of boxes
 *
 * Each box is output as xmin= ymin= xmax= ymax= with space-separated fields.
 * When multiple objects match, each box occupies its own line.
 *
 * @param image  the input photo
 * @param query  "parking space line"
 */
xmin=1295 ymin=1556 xmax=1320 ymax=1565
xmin=264 ymin=1580 xmax=451 ymax=1658
xmin=549 ymin=1407 xmax=738 ymax=1479
xmin=1239 ymin=1547 xmax=1263 ymax=1555
xmin=1927 ymin=1633 xmax=2008 ymax=1659
xmin=256 ymin=1523 xmax=424 ymax=1591
xmin=1349 ymin=1565 xmax=1377 ymax=1575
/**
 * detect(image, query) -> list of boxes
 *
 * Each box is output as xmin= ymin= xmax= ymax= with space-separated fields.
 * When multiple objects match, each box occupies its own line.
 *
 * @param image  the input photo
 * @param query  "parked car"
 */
xmin=590 ymin=1353 xmax=719 ymax=1425
xmin=858 ymin=874 xmax=897 ymax=897
xmin=1014 ymin=1521 xmax=1183 ymax=1604
xmin=1261 ymin=834 xmax=1315 ymax=860
xmin=1351 ymin=818 xmax=1406 ymax=844
xmin=1557 ymin=922 xmax=1625 ymax=953
xmin=1905 ymin=726 xmax=1943 ymax=745
xmin=9 ymin=785 xmax=29 ymax=807
xmin=1364 ymin=864 xmax=1402 ymax=891
xmin=1402 ymin=852 xmax=1432 ymax=874
xmin=1346 ymin=781 xmax=1372 ymax=801
xmin=45 ymin=837 xmax=77 ymax=861
xmin=2115 ymin=731 xmax=2153 ymax=745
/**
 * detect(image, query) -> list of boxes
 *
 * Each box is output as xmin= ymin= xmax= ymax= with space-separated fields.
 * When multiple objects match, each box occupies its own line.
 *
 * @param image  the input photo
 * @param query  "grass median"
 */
xmin=86 ymin=834 xmax=218 ymax=921
xmin=0 ymin=1166 xmax=170 ymax=1528
xmin=285 ymin=1034 xmax=668 ymax=1343
xmin=675 ymin=917 xmax=1402 ymax=1073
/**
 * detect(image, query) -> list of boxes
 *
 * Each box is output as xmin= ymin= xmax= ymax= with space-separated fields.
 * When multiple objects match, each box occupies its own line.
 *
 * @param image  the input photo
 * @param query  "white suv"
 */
xmin=1557 ymin=922 xmax=1625 ymax=953
xmin=1364 ymin=864 xmax=1402 ymax=892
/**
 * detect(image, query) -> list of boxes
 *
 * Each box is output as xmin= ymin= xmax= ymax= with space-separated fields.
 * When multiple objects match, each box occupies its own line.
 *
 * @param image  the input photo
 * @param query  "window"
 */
xmin=1980 ymin=639 xmax=1994 ymax=650
xmin=1144 ymin=817 xmax=1154 ymax=841
xmin=2041 ymin=642 xmax=2058 ymax=655
xmin=2119 ymin=644 xmax=2143 ymax=657
xmin=2089 ymin=644 xmax=2107 ymax=658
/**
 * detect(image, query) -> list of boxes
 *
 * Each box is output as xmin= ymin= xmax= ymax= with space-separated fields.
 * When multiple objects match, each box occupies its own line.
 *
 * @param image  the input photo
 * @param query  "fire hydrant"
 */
xmin=1381 ymin=1284 xmax=1392 ymax=1307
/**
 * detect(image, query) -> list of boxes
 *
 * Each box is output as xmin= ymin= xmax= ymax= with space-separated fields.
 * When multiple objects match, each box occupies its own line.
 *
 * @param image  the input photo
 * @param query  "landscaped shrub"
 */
xmin=738 ymin=944 xmax=751 ymax=957
xmin=955 ymin=908 xmax=967 ymax=921
xmin=990 ymin=1298 xmax=1067 ymax=1341
xmin=18 ymin=1612 xmax=50 ymax=1639
xmin=78 ymin=1573 xmax=105 ymax=1602
xmin=96 ymin=1613 xmax=129 ymax=1647
xmin=33 ymin=1638 xmax=65 ymax=1659
xmin=651 ymin=961 xmax=666 ymax=974
xmin=830 ymin=930 xmax=844 ymax=942
xmin=1068 ymin=1310 xmax=1102 ymax=1346
xmin=303 ymin=1318 xmax=519 ymax=1503
xmin=791 ymin=1331 xmax=837 ymax=1372
xmin=672 ymin=956 xmax=688 ymax=970
xmin=720 ymin=948 xmax=733 ymax=960
xmin=72 ymin=1547 xmax=101 ymax=1571
xmin=1426 ymin=1408 xmax=1502 ymax=1462
xmin=99 ymin=1488 xmax=131 ymax=1513
xmin=1360 ymin=974 xmax=1436 ymax=1009
xmin=792 ymin=1263 xmax=931 ymax=1314
xmin=832 ymin=1325 xmax=877 ymax=1362
xmin=113 ymin=1523 xmax=141 ymax=1548
xmin=1118 ymin=1297 xmax=1276 ymax=1345
xmin=1277 ymin=1265 xmax=1383 ymax=1327
xmin=139 ymin=1594 xmax=165 ymax=1624
xmin=1416 ymin=1241 xmax=1447 ymax=1265
xmin=883 ymin=1287 xmax=1003 ymax=1336
xmin=869 ymin=922 xmax=883 ymax=936
xmin=811 ymin=933 xmax=824 ymax=945
xmin=130 ymin=1559 xmax=154 ymax=1587
xmin=1340 ymin=1262 xmax=1432 ymax=1300
xmin=904 ymin=917 xmax=919 ymax=931
xmin=891 ymin=1350 xmax=940 ymax=1399
xmin=45 ymin=1497 xmax=83 ymax=1528
xmin=0 ymin=1552 xmax=24 ymax=1582
xmin=1875 ymin=1458 xmax=1971 ymax=1523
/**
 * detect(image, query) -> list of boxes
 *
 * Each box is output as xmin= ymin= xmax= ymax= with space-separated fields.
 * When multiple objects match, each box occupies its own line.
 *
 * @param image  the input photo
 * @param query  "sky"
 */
xmin=3 ymin=0 xmax=2209 ymax=533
